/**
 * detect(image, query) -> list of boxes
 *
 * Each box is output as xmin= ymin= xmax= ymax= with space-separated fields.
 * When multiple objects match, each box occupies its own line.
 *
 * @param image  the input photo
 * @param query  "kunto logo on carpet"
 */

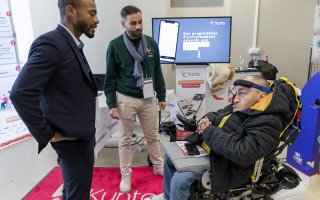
xmin=23 ymin=166 xmax=163 ymax=200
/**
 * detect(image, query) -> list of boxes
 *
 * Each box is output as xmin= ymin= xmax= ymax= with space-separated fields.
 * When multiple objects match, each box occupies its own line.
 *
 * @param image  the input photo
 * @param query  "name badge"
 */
xmin=143 ymin=78 xmax=154 ymax=98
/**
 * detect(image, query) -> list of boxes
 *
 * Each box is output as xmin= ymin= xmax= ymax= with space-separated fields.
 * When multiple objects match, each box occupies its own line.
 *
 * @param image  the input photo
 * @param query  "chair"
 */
xmin=188 ymin=124 xmax=303 ymax=200
xmin=170 ymin=77 xmax=304 ymax=200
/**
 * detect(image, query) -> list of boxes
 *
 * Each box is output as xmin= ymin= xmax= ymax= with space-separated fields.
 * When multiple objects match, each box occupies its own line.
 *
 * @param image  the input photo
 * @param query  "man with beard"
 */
xmin=10 ymin=0 xmax=99 ymax=199
xmin=104 ymin=5 xmax=166 ymax=193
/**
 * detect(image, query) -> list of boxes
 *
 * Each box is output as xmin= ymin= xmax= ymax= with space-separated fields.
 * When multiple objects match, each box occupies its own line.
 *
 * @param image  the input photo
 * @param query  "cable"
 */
xmin=130 ymin=135 xmax=145 ymax=146
xmin=104 ymin=134 xmax=146 ymax=149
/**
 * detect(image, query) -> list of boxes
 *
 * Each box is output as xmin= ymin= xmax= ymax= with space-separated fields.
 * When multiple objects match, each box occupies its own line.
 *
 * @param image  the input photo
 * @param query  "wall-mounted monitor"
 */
xmin=152 ymin=17 xmax=232 ymax=64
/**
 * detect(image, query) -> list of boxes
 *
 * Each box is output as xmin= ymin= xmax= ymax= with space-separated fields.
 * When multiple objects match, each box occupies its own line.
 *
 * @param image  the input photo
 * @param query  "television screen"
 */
xmin=152 ymin=17 xmax=232 ymax=64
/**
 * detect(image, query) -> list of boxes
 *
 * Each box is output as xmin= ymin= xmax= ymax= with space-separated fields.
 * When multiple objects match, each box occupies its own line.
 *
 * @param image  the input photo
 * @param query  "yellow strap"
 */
xmin=201 ymin=142 xmax=211 ymax=153
xmin=201 ymin=114 xmax=232 ymax=153
xmin=278 ymin=77 xmax=300 ymax=137
xmin=218 ymin=114 xmax=232 ymax=128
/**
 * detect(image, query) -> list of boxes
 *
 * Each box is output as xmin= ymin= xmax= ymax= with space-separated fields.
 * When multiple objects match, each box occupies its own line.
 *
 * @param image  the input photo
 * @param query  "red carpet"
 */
xmin=23 ymin=166 xmax=163 ymax=200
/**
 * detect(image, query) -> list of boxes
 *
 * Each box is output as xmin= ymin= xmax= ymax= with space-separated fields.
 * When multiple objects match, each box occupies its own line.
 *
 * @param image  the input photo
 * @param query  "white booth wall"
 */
xmin=21 ymin=0 xmax=315 ymax=89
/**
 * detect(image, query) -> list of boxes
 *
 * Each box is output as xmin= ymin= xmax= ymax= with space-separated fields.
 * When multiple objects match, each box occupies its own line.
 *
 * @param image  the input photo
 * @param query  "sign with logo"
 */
xmin=176 ymin=65 xmax=206 ymax=120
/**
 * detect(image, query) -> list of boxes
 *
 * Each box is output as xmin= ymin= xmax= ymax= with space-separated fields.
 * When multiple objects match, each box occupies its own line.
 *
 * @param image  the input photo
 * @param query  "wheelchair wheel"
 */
xmin=279 ymin=173 xmax=300 ymax=189
xmin=252 ymin=184 xmax=278 ymax=196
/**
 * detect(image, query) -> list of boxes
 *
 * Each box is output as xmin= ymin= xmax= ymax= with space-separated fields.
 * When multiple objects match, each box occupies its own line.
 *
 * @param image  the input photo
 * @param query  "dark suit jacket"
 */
xmin=10 ymin=25 xmax=98 ymax=153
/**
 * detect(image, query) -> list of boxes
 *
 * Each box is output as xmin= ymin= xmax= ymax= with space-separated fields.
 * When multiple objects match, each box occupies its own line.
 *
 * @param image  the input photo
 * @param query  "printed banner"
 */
xmin=0 ymin=76 xmax=31 ymax=149
xmin=176 ymin=65 xmax=206 ymax=120
xmin=313 ymin=5 xmax=320 ymax=34
xmin=311 ymin=34 xmax=320 ymax=62
xmin=0 ymin=37 xmax=18 ymax=65
xmin=0 ymin=0 xmax=14 ymax=37
xmin=0 ymin=63 xmax=21 ymax=78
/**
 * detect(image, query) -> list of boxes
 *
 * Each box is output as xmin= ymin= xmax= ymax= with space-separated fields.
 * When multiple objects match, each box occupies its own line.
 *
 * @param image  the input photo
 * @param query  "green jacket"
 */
xmin=104 ymin=34 xmax=166 ymax=109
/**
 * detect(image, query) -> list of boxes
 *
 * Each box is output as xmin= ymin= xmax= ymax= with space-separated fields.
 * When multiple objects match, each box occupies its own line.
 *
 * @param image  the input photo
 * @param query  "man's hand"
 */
xmin=109 ymin=107 xmax=119 ymax=119
xmin=50 ymin=132 xmax=76 ymax=142
xmin=197 ymin=117 xmax=212 ymax=134
xmin=159 ymin=101 xmax=166 ymax=110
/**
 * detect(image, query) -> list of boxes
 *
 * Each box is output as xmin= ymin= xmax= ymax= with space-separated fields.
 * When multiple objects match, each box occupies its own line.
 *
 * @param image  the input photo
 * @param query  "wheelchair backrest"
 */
xmin=273 ymin=77 xmax=300 ymax=138
xmin=251 ymin=77 xmax=301 ymax=182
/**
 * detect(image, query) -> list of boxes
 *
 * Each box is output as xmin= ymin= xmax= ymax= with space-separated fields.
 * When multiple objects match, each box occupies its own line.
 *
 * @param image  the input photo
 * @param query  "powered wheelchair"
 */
xmin=174 ymin=79 xmax=304 ymax=200
xmin=175 ymin=114 xmax=303 ymax=200
xmin=188 ymin=124 xmax=303 ymax=200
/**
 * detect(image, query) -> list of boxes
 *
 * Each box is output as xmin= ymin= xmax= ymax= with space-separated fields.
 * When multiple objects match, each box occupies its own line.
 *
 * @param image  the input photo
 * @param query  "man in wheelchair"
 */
xmin=147 ymin=75 xmax=299 ymax=200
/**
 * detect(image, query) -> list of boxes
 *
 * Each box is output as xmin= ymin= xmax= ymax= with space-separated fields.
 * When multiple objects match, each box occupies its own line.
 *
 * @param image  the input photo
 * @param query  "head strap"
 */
xmin=233 ymin=79 xmax=272 ymax=94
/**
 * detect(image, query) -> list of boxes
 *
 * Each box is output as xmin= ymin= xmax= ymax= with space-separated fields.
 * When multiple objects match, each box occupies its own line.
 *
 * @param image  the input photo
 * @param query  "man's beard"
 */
xmin=127 ymin=29 xmax=142 ymax=39
xmin=76 ymin=20 xmax=95 ymax=38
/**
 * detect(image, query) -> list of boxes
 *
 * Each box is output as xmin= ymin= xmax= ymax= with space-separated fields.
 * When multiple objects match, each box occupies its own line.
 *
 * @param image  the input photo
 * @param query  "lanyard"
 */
xmin=143 ymin=54 xmax=149 ymax=78
xmin=141 ymin=39 xmax=149 ymax=78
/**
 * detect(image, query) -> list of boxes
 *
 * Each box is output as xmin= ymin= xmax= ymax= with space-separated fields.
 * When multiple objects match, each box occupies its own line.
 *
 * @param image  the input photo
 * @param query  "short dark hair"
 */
xmin=58 ymin=0 xmax=81 ymax=16
xmin=120 ymin=5 xmax=141 ymax=19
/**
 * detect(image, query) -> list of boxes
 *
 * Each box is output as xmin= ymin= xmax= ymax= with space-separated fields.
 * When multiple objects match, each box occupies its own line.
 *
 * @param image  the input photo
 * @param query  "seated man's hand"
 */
xmin=198 ymin=117 xmax=211 ymax=134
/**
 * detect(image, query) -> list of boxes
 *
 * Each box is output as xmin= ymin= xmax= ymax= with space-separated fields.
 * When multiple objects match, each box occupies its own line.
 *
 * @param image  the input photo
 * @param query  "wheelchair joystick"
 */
xmin=176 ymin=113 xmax=197 ymax=132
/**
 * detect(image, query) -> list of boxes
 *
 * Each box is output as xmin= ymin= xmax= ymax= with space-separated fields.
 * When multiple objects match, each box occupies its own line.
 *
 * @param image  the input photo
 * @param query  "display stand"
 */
xmin=175 ymin=65 xmax=207 ymax=120
xmin=287 ymin=71 xmax=320 ymax=185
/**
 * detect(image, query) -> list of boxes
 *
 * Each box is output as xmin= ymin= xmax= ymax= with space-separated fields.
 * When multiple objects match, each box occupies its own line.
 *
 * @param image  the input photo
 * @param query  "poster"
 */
xmin=0 ymin=63 xmax=20 ymax=78
xmin=0 ymin=0 xmax=29 ymax=148
xmin=0 ymin=0 xmax=13 ymax=37
xmin=314 ymin=5 xmax=320 ymax=34
xmin=176 ymin=65 xmax=207 ymax=120
xmin=311 ymin=34 xmax=320 ymax=62
xmin=0 ymin=37 xmax=18 ymax=65
xmin=0 ymin=76 xmax=30 ymax=149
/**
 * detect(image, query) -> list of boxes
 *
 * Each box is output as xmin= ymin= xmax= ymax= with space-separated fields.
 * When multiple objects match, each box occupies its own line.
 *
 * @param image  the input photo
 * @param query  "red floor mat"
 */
xmin=23 ymin=166 xmax=163 ymax=200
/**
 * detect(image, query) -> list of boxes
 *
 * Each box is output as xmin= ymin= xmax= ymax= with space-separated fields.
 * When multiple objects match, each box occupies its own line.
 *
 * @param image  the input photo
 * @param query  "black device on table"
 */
xmin=185 ymin=143 xmax=200 ymax=155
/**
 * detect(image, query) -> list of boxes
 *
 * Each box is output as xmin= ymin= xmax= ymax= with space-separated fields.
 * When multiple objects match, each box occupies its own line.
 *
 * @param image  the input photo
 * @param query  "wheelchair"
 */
xmin=175 ymin=113 xmax=303 ymax=200
xmin=186 ymin=123 xmax=303 ymax=200
xmin=172 ymin=77 xmax=305 ymax=200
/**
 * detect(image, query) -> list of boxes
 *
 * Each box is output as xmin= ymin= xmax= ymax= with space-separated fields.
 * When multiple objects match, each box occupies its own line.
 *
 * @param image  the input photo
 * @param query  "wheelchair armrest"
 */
xmin=286 ymin=125 xmax=300 ymax=145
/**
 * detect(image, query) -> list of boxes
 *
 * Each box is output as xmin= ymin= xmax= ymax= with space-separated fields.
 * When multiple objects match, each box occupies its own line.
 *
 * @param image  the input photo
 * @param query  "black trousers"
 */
xmin=51 ymin=137 xmax=95 ymax=200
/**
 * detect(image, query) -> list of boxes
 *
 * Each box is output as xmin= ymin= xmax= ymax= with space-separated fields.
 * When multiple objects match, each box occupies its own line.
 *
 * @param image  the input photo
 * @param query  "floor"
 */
xmin=0 ymin=129 xmax=319 ymax=200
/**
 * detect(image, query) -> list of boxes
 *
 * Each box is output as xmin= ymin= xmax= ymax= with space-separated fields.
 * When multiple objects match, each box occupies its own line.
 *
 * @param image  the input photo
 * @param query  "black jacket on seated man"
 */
xmin=187 ymin=78 xmax=298 ymax=193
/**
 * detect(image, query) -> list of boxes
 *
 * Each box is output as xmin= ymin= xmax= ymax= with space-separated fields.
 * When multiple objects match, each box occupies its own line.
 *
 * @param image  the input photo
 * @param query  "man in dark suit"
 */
xmin=9 ymin=0 xmax=99 ymax=199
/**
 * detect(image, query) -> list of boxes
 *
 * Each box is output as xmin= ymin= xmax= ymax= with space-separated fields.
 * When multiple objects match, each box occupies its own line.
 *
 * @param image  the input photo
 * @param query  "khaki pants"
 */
xmin=117 ymin=93 xmax=163 ymax=175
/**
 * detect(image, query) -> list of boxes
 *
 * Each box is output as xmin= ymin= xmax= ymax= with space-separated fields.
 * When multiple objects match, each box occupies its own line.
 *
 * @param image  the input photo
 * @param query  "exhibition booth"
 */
xmin=1 ymin=0 xmax=320 ymax=199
